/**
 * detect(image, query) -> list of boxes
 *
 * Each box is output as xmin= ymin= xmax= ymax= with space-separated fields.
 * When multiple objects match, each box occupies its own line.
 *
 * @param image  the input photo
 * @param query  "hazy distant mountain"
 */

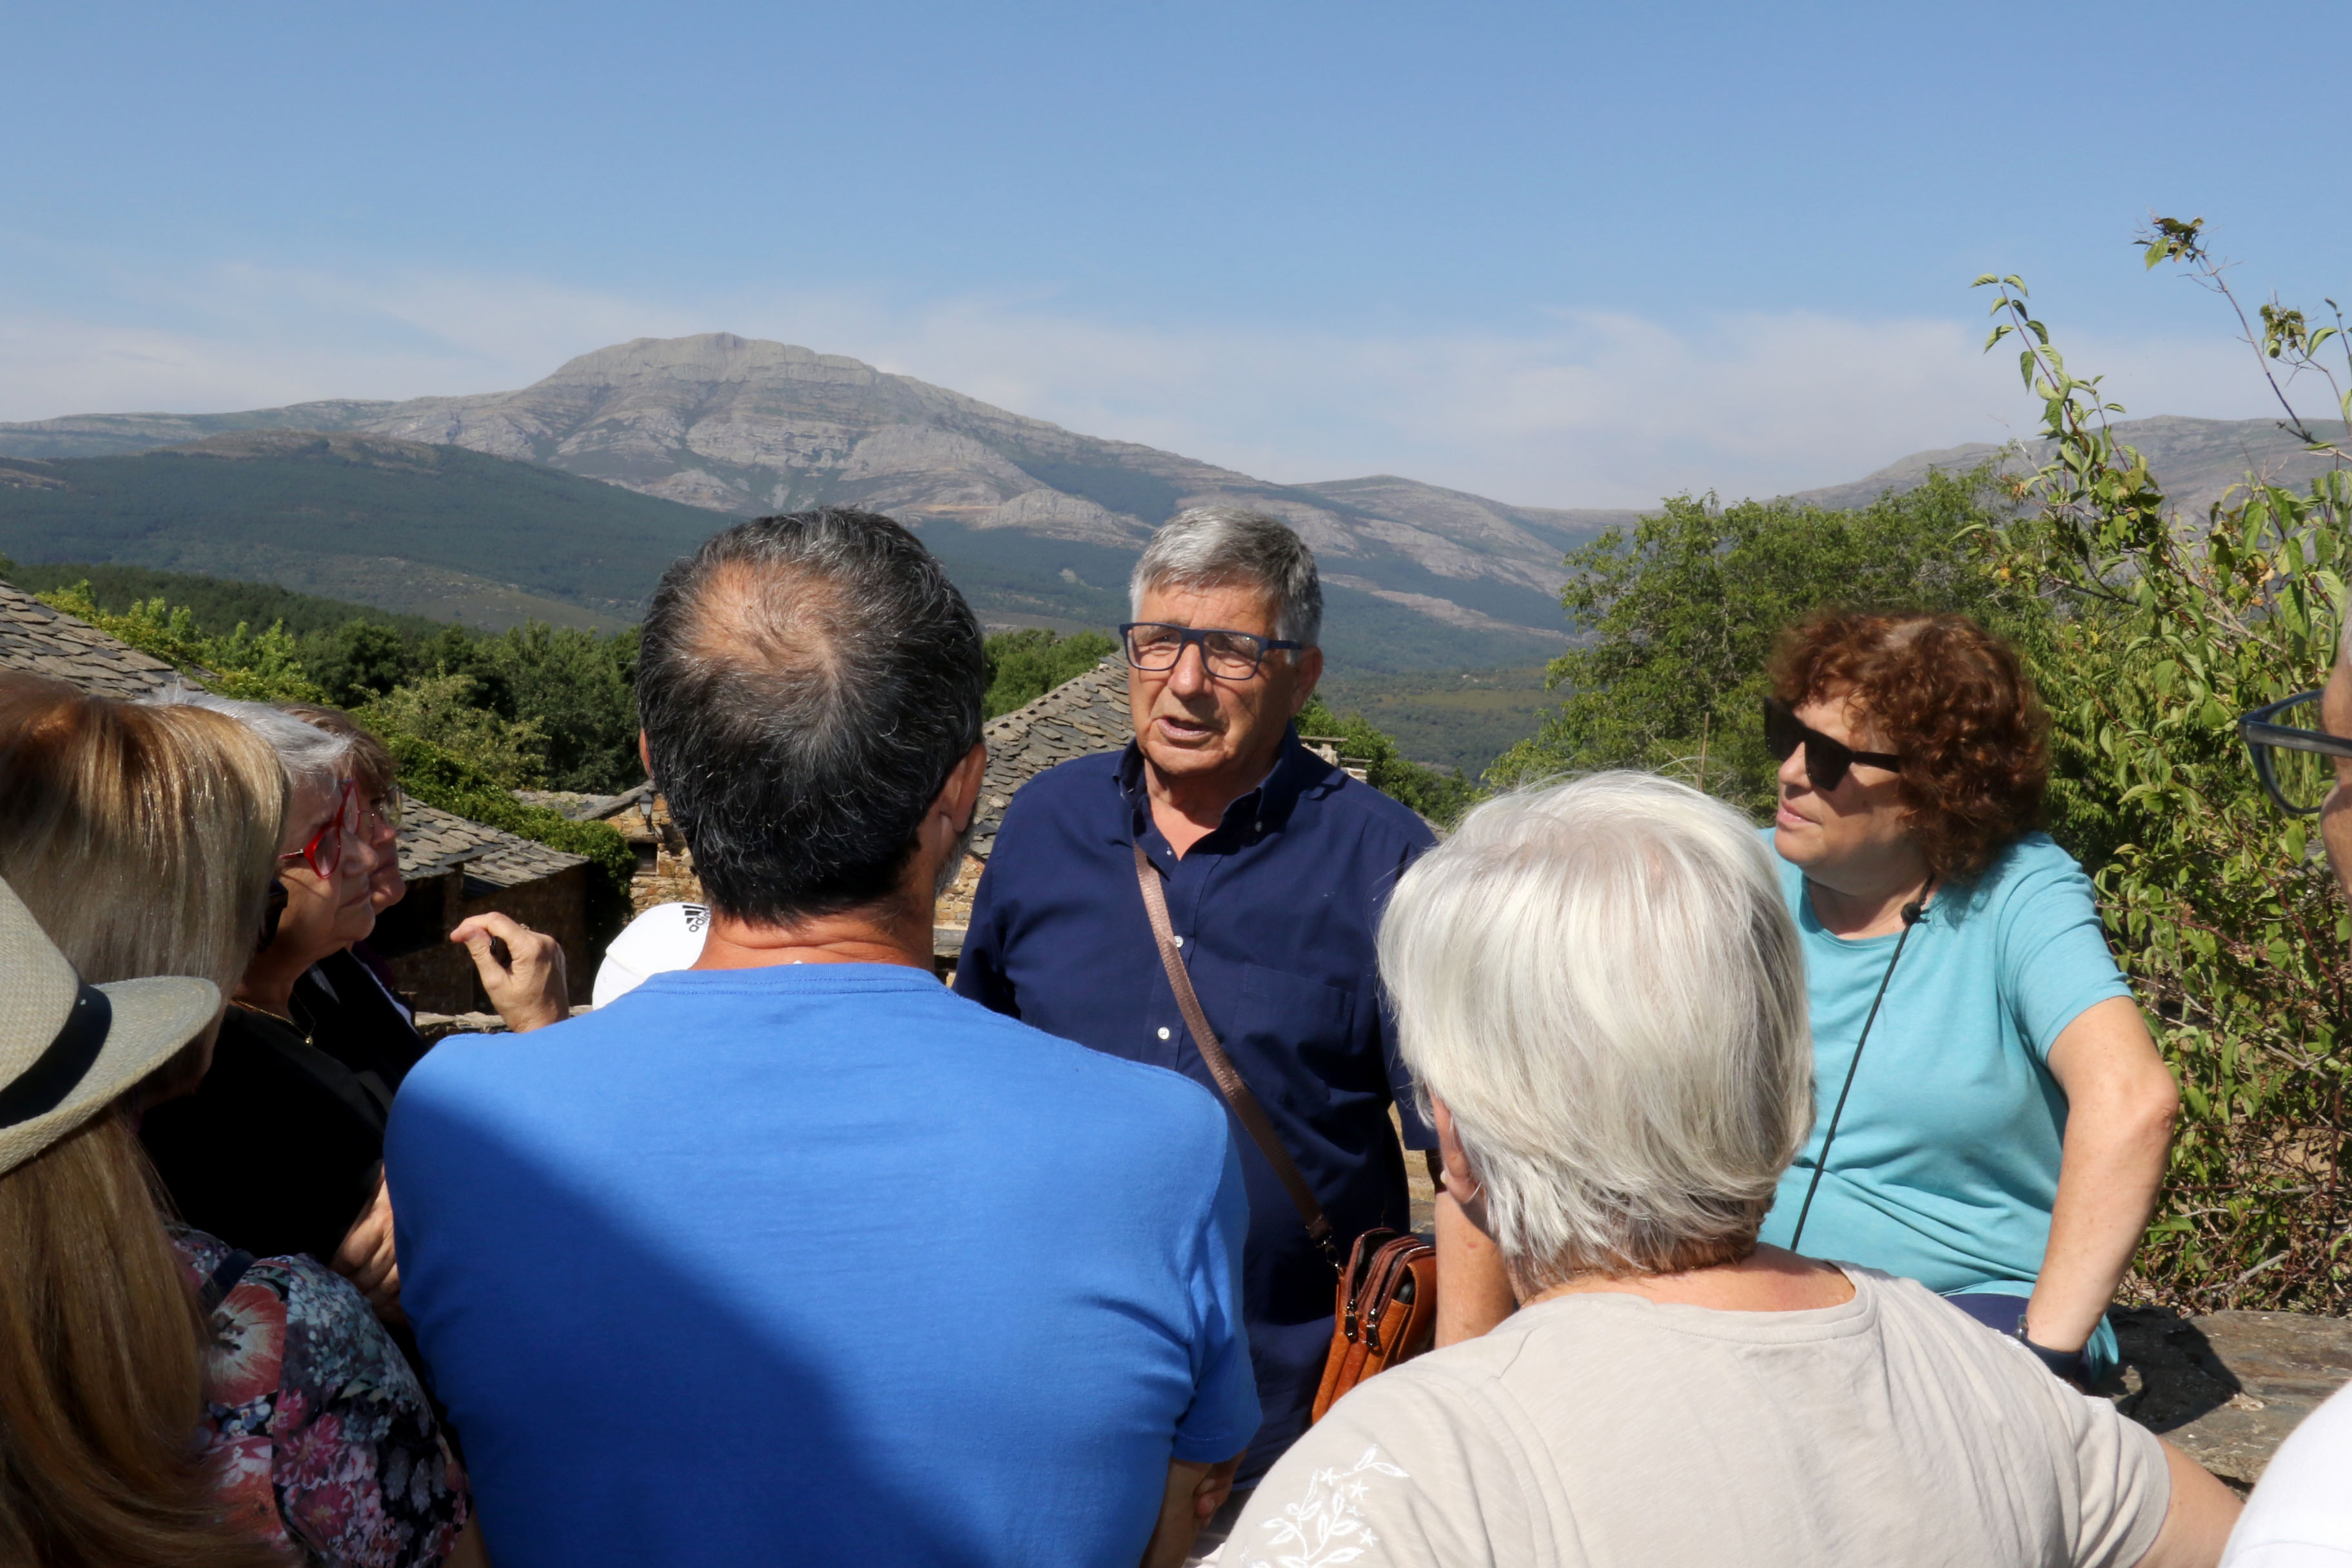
xmin=1787 ymin=413 xmax=2351 ymax=519
xmin=8 ymin=333 xmax=2342 ymax=660
xmin=0 ymin=429 xmax=716 ymax=631
xmin=0 ymin=334 xmax=1591 ymax=641
xmin=0 ymin=424 xmax=1568 ymax=669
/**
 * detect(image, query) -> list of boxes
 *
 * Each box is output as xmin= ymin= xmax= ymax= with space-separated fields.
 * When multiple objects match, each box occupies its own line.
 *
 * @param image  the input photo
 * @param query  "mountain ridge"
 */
xmin=6 ymin=333 xmax=2347 ymax=650
xmin=0 ymin=334 xmax=1594 ymax=627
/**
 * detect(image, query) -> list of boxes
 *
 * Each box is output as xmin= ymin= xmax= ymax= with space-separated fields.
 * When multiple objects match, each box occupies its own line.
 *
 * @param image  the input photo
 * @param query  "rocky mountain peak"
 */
xmin=542 ymin=333 xmax=885 ymax=392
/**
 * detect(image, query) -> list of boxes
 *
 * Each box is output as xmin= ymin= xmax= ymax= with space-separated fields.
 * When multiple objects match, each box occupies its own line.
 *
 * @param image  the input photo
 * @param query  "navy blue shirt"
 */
xmin=955 ymin=730 xmax=1436 ymax=1479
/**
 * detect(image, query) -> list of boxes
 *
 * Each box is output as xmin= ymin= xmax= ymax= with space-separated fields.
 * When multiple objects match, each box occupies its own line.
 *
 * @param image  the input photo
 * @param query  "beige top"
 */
xmin=1227 ymin=1266 xmax=2168 ymax=1568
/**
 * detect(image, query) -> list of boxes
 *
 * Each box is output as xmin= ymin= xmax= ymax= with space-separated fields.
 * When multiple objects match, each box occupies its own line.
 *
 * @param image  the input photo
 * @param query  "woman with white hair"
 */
xmin=1223 ymin=772 xmax=2237 ymax=1568
xmin=136 ymin=691 xmax=406 ymax=1288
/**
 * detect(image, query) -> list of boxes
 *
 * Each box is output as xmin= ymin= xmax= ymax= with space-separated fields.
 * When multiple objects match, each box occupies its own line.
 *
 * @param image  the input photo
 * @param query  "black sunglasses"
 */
xmin=2238 ymin=691 xmax=2352 ymax=816
xmin=1761 ymin=696 xmax=1903 ymax=791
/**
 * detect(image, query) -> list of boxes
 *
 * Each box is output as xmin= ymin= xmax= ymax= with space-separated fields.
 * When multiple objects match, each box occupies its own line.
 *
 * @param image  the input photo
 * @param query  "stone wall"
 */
xmin=384 ymin=861 xmax=593 ymax=1011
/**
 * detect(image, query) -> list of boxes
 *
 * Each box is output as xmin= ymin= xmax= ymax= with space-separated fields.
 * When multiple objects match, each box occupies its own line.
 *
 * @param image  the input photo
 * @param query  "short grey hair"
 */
xmin=1130 ymin=505 xmax=1322 ymax=648
xmin=1377 ymin=772 xmax=1813 ymax=1288
xmin=142 ymin=690 xmax=354 ymax=801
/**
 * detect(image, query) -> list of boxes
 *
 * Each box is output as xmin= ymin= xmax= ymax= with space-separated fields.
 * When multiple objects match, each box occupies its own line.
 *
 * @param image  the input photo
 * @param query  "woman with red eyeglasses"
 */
xmin=139 ymin=695 xmax=404 ymax=1285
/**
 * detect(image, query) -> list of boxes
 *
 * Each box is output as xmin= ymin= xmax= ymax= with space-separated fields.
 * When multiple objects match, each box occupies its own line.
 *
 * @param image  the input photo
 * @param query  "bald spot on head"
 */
xmin=678 ymin=556 xmax=852 ymax=695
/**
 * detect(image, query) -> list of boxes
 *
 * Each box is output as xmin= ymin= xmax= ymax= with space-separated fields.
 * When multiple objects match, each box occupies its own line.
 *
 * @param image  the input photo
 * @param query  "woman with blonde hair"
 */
xmin=0 ymin=673 xmax=476 ymax=1568
xmin=0 ymin=881 xmax=277 ymax=1568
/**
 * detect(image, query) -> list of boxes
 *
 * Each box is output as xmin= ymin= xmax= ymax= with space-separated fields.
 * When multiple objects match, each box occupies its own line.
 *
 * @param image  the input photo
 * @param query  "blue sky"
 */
xmin=5 ymin=0 xmax=2346 ymax=505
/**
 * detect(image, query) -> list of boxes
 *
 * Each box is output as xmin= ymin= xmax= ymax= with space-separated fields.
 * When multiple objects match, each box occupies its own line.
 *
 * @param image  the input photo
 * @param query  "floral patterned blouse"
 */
xmin=173 ymin=1227 xmax=471 ymax=1567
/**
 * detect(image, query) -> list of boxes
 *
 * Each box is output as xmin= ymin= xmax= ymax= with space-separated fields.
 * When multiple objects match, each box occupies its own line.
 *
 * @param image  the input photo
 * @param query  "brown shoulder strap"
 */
xmin=1134 ymin=841 xmax=1341 ymax=1270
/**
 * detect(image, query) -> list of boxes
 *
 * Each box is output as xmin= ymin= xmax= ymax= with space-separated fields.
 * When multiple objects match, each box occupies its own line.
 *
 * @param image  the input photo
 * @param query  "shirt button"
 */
xmin=1157 ymin=1026 xmax=1171 ymax=1041
xmin=1173 ymin=935 xmax=1184 ymax=948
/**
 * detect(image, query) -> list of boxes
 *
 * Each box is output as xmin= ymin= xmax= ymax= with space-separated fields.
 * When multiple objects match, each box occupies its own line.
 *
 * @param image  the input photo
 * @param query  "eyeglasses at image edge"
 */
xmin=1119 ymin=622 xmax=1303 ymax=679
xmin=2238 ymin=691 xmax=2352 ymax=816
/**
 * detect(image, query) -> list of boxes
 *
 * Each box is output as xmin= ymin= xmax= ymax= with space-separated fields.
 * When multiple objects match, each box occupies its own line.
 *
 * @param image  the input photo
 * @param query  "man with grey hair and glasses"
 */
xmin=956 ymin=505 xmax=1449 ymax=1539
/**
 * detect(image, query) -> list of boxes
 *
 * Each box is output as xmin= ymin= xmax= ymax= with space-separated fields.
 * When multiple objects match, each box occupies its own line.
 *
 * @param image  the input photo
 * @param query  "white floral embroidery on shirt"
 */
xmin=1235 ymin=1446 xmax=1410 ymax=1567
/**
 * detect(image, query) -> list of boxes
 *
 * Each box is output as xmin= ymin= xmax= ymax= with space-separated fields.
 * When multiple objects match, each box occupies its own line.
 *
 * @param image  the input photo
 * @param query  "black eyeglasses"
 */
xmin=2239 ymin=691 xmax=2352 ymax=816
xmin=1119 ymin=622 xmax=1302 ymax=680
xmin=1762 ymin=696 xmax=1903 ymax=791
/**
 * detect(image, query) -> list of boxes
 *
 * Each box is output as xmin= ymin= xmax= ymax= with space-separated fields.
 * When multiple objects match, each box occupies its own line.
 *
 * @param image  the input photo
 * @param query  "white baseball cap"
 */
xmin=591 ymin=901 xmax=711 ymax=1008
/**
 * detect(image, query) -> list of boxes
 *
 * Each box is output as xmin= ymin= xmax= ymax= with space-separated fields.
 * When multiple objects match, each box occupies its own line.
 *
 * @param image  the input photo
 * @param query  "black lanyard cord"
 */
xmin=1787 ymin=878 xmax=1935 ymax=1255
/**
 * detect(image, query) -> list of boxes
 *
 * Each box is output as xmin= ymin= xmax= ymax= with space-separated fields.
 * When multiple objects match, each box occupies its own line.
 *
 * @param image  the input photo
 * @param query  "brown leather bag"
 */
xmin=1311 ymin=1227 xmax=1438 ymax=1422
xmin=1133 ymin=843 xmax=1439 ymax=1422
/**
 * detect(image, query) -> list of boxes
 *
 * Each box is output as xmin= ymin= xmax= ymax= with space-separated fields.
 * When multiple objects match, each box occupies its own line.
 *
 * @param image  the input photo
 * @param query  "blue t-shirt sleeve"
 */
xmin=1995 ymin=843 xmax=2136 ymax=1061
xmin=1173 ymin=1133 xmax=1262 ymax=1464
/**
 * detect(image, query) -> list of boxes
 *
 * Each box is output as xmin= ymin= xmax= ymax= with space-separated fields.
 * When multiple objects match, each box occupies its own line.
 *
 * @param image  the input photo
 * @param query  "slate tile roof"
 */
xmin=398 ymin=798 xmax=588 ymax=888
xmin=0 ymin=578 xmax=188 ymax=699
xmin=0 ymin=578 xmax=585 ymax=891
xmin=512 ymin=783 xmax=654 ymax=821
xmin=972 ymin=656 xmax=1132 ymax=859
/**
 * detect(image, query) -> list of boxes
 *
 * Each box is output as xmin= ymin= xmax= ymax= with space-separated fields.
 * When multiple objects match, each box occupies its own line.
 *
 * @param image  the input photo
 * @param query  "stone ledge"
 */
xmin=2106 ymin=1306 xmax=2352 ymax=1487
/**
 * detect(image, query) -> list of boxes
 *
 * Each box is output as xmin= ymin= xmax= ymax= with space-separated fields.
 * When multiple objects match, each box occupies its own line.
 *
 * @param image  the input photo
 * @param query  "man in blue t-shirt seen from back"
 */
xmin=387 ymin=508 xmax=1259 ymax=1568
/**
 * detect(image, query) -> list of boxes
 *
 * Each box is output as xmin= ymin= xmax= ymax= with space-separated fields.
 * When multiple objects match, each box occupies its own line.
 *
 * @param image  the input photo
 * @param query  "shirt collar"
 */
xmin=1115 ymin=726 xmax=1335 ymax=846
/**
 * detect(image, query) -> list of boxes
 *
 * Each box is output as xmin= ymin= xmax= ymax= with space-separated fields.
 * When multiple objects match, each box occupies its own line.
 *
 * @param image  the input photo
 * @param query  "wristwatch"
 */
xmin=2012 ymin=1317 xmax=2089 ymax=1386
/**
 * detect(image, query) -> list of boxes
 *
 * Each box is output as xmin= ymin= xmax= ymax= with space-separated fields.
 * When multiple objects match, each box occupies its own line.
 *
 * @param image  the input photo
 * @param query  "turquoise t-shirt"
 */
xmin=1756 ymin=830 xmax=2135 ymax=1303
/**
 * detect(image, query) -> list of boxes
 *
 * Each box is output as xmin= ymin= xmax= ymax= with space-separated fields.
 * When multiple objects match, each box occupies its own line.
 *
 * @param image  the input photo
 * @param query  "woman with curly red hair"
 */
xmin=1754 ymin=610 xmax=2179 ymax=1385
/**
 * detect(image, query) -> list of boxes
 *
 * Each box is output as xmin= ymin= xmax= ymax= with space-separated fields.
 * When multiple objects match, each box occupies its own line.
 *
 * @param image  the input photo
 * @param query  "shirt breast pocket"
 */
xmin=1232 ymin=965 xmax=1360 ymax=1113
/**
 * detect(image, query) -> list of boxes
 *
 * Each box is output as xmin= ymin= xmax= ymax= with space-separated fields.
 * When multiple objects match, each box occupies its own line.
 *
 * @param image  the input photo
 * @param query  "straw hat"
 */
xmin=0 ymin=876 xmax=220 ymax=1177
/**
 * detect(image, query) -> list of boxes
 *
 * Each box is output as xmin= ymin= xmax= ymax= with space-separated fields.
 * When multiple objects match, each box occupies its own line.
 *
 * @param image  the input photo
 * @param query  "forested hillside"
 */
xmin=0 ymin=430 xmax=1560 ymax=672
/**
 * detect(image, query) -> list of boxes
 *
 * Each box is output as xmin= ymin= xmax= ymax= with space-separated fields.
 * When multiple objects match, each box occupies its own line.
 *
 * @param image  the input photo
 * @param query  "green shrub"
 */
xmin=1297 ymin=696 xmax=1477 ymax=827
xmin=983 ymin=628 xmax=1119 ymax=718
xmin=382 ymin=730 xmax=636 ymax=945
xmin=1975 ymin=235 xmax=2352 ymax=1312
xmin=359 ymin=673 xmax=550 ymax=789
xmin=35 ymin=583 xmax=329 ymax=703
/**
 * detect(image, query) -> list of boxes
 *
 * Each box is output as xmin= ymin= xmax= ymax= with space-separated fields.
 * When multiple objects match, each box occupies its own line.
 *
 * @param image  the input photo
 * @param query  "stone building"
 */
xmin=514 ymin=782 xmax=694 ymax=912
xmin=368 ymin=799 xmax=594 ymax=1010
xmin=0 ymin=577 xmax=591 ymax=1013
xmin=968 ymin=656 xmax=1134 ymax=862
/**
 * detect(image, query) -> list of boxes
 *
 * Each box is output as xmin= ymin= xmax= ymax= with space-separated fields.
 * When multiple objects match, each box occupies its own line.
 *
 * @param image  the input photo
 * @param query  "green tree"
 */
xmin=1490 ymin=473 xmax=2037 ymax=813
xmin=34 ymin=585 xmax=328 ymax=703
xmin=358 ymin=673 xmax=551 ymax=789
xmin=983 ymin=628 xmax=1119 ymax=718
xmin=471 ymin=622 xmax=640 ymax=792
xmin=1974 ymin=231 xmax=2352 ymax=1312
xmin=302 ymin=620 xmax=420 ymax=707
xmin=1297 ymin=696 xmax=1477 ymax=827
